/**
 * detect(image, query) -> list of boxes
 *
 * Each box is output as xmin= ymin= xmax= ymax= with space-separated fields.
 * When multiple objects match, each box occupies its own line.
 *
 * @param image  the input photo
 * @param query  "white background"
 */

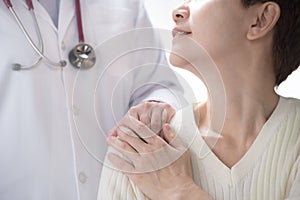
xmin=143 ymin=0 xmax=300 ymax=101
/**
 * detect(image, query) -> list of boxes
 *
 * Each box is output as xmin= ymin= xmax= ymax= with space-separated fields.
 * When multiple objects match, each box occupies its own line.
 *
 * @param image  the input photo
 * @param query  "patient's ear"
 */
xmin=247 ymin=2 xmax=280 ymax=40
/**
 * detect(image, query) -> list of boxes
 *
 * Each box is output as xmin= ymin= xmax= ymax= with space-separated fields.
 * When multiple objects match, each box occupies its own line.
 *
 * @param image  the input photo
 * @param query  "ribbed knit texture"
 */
xmin=98 ymin=97 xmax=300 ymax=200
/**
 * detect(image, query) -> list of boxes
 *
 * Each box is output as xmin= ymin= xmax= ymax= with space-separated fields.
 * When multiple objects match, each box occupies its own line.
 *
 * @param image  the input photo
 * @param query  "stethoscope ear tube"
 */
xmin=4 ymin=0 xmax=67 ymax=69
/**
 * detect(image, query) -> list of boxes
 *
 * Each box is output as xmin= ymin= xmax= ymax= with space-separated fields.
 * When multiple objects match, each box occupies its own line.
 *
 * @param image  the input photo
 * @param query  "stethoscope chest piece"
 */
xmin=68 ymin=43 xmax=96 ymax=69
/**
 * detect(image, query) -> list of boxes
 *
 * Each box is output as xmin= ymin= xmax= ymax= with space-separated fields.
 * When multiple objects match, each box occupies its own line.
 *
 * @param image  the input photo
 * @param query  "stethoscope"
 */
xmin=3 ymin=0 xmax=96 ymax=70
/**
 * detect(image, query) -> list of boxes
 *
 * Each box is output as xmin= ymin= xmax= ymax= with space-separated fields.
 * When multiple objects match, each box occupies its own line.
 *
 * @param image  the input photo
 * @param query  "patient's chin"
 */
xmin=169 ymin=52 xmax=189 ymax=68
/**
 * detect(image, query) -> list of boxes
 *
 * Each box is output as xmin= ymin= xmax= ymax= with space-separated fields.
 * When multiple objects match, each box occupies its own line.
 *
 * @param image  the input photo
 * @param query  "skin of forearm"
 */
xmin=158 ymin=181 xmax=213 ymax=200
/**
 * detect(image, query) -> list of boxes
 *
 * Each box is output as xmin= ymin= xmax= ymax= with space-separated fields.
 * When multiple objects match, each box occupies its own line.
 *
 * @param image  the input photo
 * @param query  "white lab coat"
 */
xmin=0 ymin=0 xmax=186 ymax=200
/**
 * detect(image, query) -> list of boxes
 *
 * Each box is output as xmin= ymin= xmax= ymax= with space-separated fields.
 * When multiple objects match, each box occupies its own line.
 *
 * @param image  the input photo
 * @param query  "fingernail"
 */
xmin=162 ymin=109 xmax=167 ymax=123
xmin=106 ymin=136 xmax=112 ymax=144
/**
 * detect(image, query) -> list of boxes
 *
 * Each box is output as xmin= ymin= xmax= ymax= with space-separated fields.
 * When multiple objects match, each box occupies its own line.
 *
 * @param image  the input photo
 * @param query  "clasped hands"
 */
xmin=106 ymin=102 xmax=196 ymax=200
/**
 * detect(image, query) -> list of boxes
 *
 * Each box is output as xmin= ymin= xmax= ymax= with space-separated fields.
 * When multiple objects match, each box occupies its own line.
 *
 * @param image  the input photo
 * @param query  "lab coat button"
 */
xmin=72 ymin=105 xmax=80 ymax=115
xmin=78 ymin=172 xmax=88 ymax=184
xmin=61 ymin=42 xmax=66 ymax=51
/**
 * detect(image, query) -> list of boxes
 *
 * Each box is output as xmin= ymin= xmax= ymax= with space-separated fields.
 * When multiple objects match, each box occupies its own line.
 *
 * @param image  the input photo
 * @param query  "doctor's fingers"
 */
xmin=128 ymin=102 xmax=156 ymax=129
xmin=150 ymin=103 xmax=175 ymax=134
xmin=149 ymin=105 xmax=165 ymax=134
xmin=128 ymin=102 xmax=175 ymax=133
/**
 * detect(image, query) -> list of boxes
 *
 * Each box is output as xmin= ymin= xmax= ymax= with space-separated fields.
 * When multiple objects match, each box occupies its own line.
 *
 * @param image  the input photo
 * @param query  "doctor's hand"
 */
xmin=106 ymin=118 xmax=210 ymax=200
xmin=109 ymin=101 xmax=175 ymax=137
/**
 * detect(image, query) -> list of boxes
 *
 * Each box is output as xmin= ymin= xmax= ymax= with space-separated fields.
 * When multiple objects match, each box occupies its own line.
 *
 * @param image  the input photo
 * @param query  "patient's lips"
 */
xmin=172 ymin=27 xmax=192 ymax=38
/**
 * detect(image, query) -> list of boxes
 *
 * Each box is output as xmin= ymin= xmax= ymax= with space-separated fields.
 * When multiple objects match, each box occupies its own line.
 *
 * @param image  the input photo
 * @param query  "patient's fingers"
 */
xmin=106 ymin=135 xmax=137 ymax=153
xmin=107 ymin=153 xmax=135 ymax=172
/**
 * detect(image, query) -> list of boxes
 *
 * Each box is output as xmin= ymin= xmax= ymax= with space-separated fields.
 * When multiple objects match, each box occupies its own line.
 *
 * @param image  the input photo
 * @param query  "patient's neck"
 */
xmin=197 ymin=57 xmax=279 ymax=147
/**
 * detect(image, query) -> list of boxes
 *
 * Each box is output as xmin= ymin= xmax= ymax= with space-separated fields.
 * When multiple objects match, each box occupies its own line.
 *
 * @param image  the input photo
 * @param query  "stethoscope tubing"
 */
xmin=75 ymin=0 xmax=84 ymax=43
xmin=9 ymin=7 xmax=67 ymax=68
xmin=12 ymin=9 xmax=44 ymax=70
xmin=3 ymin=0 xmax=95 ymax=70
xmin=3 ymin=0 xmax=67 ymax=68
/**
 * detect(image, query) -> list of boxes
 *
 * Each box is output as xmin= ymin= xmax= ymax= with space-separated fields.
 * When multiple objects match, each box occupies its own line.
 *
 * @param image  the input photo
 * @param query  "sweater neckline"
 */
xmin=186 ymin=96 xmax=288 ymax=185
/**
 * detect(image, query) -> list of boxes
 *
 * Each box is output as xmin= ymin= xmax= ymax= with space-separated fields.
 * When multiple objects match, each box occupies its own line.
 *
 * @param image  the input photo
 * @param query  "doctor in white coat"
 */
xmin=0 ymin=0 xmax=185 ymax=199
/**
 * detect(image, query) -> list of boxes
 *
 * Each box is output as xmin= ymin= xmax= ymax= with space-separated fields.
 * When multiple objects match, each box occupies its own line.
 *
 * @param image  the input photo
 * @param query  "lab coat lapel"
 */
xmin=58 ymin=0 xmax=75 ymax=41
xmin=32 ymin=0 xmax=57 ymax=30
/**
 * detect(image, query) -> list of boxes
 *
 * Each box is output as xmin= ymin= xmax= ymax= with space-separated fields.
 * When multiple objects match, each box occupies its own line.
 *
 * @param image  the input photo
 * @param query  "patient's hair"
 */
xmin=242 ymin=0 xmax=300 ymax=85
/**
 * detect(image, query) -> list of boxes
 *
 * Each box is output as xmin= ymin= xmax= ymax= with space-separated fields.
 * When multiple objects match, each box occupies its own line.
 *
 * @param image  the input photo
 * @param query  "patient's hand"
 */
xmin=108 ymin=102 xmax=175 ymax=137
xmin=106 ymin=119 xmax=195 ymax=200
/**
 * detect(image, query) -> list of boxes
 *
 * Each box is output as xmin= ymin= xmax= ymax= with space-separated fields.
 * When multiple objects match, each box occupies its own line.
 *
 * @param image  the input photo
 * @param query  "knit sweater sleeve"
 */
xmin=97 ymin=150 xmax=149 ymax=200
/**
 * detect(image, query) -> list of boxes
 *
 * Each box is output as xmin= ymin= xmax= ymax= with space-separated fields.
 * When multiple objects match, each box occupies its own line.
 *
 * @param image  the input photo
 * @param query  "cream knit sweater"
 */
xmin=98 ymin=97 xmax=300 ymax=200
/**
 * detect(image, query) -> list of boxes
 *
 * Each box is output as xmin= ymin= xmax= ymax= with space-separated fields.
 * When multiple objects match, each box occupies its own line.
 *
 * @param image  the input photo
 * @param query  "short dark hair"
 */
xmin=241 ymin=0 xmax=300 ymax=85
